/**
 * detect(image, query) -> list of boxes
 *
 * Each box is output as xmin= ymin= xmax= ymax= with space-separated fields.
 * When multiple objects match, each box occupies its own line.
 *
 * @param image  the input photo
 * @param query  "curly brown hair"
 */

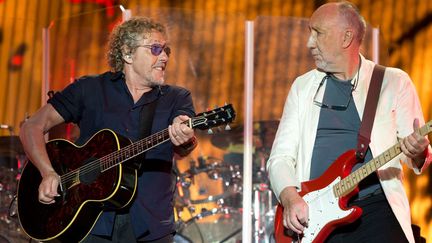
xmin=107 ymin=17 xmax=166 ymax=72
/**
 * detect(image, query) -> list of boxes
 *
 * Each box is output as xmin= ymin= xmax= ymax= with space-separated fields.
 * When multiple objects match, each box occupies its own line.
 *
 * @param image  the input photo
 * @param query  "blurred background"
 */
xmin=0 ymin=0 xmax=431 ymax=242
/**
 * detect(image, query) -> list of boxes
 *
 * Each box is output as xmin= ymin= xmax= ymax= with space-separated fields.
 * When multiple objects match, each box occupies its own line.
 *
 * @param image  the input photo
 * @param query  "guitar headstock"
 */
xmin=192 ymin=104 xmax=236 ymax=130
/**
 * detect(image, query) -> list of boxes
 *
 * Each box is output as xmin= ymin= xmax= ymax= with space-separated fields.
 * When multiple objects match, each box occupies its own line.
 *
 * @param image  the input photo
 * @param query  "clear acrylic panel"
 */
xmin=252 ymin=16 xmax=377 ymax=242
xmin=45 ymin=6 xmax=126 ymax=141
xmin=129 ymin=7 xmax=246 ymax=243
xmin=252 ymin=16 xmax=314 ymax=243
xmin=47 ymin=6 xmax=126 ymax=93
xmin=45 ymin=6 xmax=248 ymax=242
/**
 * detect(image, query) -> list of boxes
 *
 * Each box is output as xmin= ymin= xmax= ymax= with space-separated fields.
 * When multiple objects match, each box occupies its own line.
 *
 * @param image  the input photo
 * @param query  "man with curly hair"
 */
xmin=20 ymin=17 xmax=196 ymax=243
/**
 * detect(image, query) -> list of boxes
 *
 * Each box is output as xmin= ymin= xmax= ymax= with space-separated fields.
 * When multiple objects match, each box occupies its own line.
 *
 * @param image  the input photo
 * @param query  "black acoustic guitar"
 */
xmin=17 ymin=104 xmax=235 ymax=243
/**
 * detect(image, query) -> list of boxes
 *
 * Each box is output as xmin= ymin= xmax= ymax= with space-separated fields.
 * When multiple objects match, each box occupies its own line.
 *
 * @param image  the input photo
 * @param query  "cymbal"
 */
xmin=210 ymin=120 xmax=279 ymax=151
xmin=0 ymin=136 xmax=24 ymax=155
xmin=179 ymin=161 xmax=236 ymax=179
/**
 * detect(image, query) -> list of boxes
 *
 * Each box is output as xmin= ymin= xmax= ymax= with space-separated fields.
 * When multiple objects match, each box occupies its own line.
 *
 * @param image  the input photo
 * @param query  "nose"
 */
xmin=158 ymin=50 xmax=169 ymax=61
xmin=306 ymin=34 xmax=315 ymax=49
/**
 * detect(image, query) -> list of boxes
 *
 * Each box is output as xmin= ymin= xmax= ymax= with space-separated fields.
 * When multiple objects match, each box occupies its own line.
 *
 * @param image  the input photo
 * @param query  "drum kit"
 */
xmin=0 ymin=133 xmax=30 ymax=243
xmin=174 ymin=120 xmax=279 ymax=243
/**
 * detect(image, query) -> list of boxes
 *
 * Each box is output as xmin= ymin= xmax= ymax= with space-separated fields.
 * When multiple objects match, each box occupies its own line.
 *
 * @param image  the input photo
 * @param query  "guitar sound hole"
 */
xmin=79 ymin=157 xmax=101 ymax=185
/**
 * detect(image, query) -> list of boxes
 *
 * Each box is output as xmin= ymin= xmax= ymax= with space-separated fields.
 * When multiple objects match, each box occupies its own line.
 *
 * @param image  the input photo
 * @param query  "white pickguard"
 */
xmin=297 ymin=177 xmax=354 ymax=243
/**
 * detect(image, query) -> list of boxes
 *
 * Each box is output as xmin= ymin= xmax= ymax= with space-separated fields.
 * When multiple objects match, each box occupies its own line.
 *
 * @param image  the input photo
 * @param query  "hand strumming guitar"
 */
xmin=280 ymin=186 xmax=309 ymax=235
xmin=38 ymin=170 xmax=61 ymax=204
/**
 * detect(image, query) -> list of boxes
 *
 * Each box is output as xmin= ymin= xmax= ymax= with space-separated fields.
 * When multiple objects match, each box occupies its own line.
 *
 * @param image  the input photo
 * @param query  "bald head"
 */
xmin=307 ymin=1 xmax=365 ymax=77
xmin=311 ymin=2 xmax=340 ymax=25
xmin=312 ymin=1 xmax=366 ymax=44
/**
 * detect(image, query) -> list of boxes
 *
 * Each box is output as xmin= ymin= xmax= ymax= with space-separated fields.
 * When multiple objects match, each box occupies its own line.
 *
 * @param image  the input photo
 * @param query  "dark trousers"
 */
xmin=81 ymin=214 xmax=173 ymax=243
xmin=326 ymin=192 xmax=408 ymax=243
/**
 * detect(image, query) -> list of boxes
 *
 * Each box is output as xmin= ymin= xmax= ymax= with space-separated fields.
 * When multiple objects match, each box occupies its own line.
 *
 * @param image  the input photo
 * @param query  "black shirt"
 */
xmin=48 ymin=71 xmax=195 ymax=240
xmin=310 ymin=75 xmax=380 ymax=199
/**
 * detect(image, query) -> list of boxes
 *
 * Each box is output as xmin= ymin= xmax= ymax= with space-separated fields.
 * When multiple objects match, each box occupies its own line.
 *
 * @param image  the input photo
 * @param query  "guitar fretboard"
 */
xmin=58 ymin=104 xmax=235 ymax=190
xmin=100 ymin=129 xmax=170 ymax=172
xmin=333 ymin=120 xmax=432 ymax=198
xmin=60 ymin=128 xmax=172 ymax=190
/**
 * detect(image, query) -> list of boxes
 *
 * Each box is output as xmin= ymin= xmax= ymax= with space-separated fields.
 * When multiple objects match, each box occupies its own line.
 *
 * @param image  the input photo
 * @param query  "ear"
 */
xmin=122 ymin=45 xmax=133 ymax=63
xmin=342 ymin=29 xmax=354 ymax=48
xmin=123 ymin=52 xmax=132 ymax=64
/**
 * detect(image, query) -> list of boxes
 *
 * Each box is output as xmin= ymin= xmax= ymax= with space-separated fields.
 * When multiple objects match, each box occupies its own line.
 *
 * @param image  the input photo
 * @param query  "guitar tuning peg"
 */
xmin=225 ymin=124 xmax=231 ymax=130
xmin=207 ymin=129 xmax=214 ymax=134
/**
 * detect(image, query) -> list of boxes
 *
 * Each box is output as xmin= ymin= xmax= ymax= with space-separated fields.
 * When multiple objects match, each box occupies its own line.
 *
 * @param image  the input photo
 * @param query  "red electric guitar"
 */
xmin=274 ymin=120 xmax=432 ymax=243
xmin=17 ymin=104 xmax=235 ymax=243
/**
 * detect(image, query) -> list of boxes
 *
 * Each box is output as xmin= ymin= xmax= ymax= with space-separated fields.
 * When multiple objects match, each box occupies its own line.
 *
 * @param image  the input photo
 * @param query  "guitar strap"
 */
xmin=356 ymin=64 xmax=386 ymax=160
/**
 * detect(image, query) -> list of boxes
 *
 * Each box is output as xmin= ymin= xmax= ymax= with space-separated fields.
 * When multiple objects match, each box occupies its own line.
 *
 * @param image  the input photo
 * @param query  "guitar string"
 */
xmin=59 ymin=108 xmax=231 ymax=186
xmin=59 ymin=127 xmax=171 ymax=185
xmin=333 ymin=120 xmax=432 ymax=197
xmin=59 ymin=118 xmax=181 ymax=182
xmin=333 ymin=145 xmax=398 ymax=197
xmin=59 ymin=128 xmax=171 ymax=185
xmin=59 ymin=114 xmax=197 ymax=182
xmin=58 ymin=115 xmax=212 ymax=186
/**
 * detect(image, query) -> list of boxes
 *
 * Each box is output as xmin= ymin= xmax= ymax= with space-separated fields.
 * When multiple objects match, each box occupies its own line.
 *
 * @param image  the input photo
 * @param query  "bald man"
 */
xmin=267 ymin=1 xmax=431 ymax=242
